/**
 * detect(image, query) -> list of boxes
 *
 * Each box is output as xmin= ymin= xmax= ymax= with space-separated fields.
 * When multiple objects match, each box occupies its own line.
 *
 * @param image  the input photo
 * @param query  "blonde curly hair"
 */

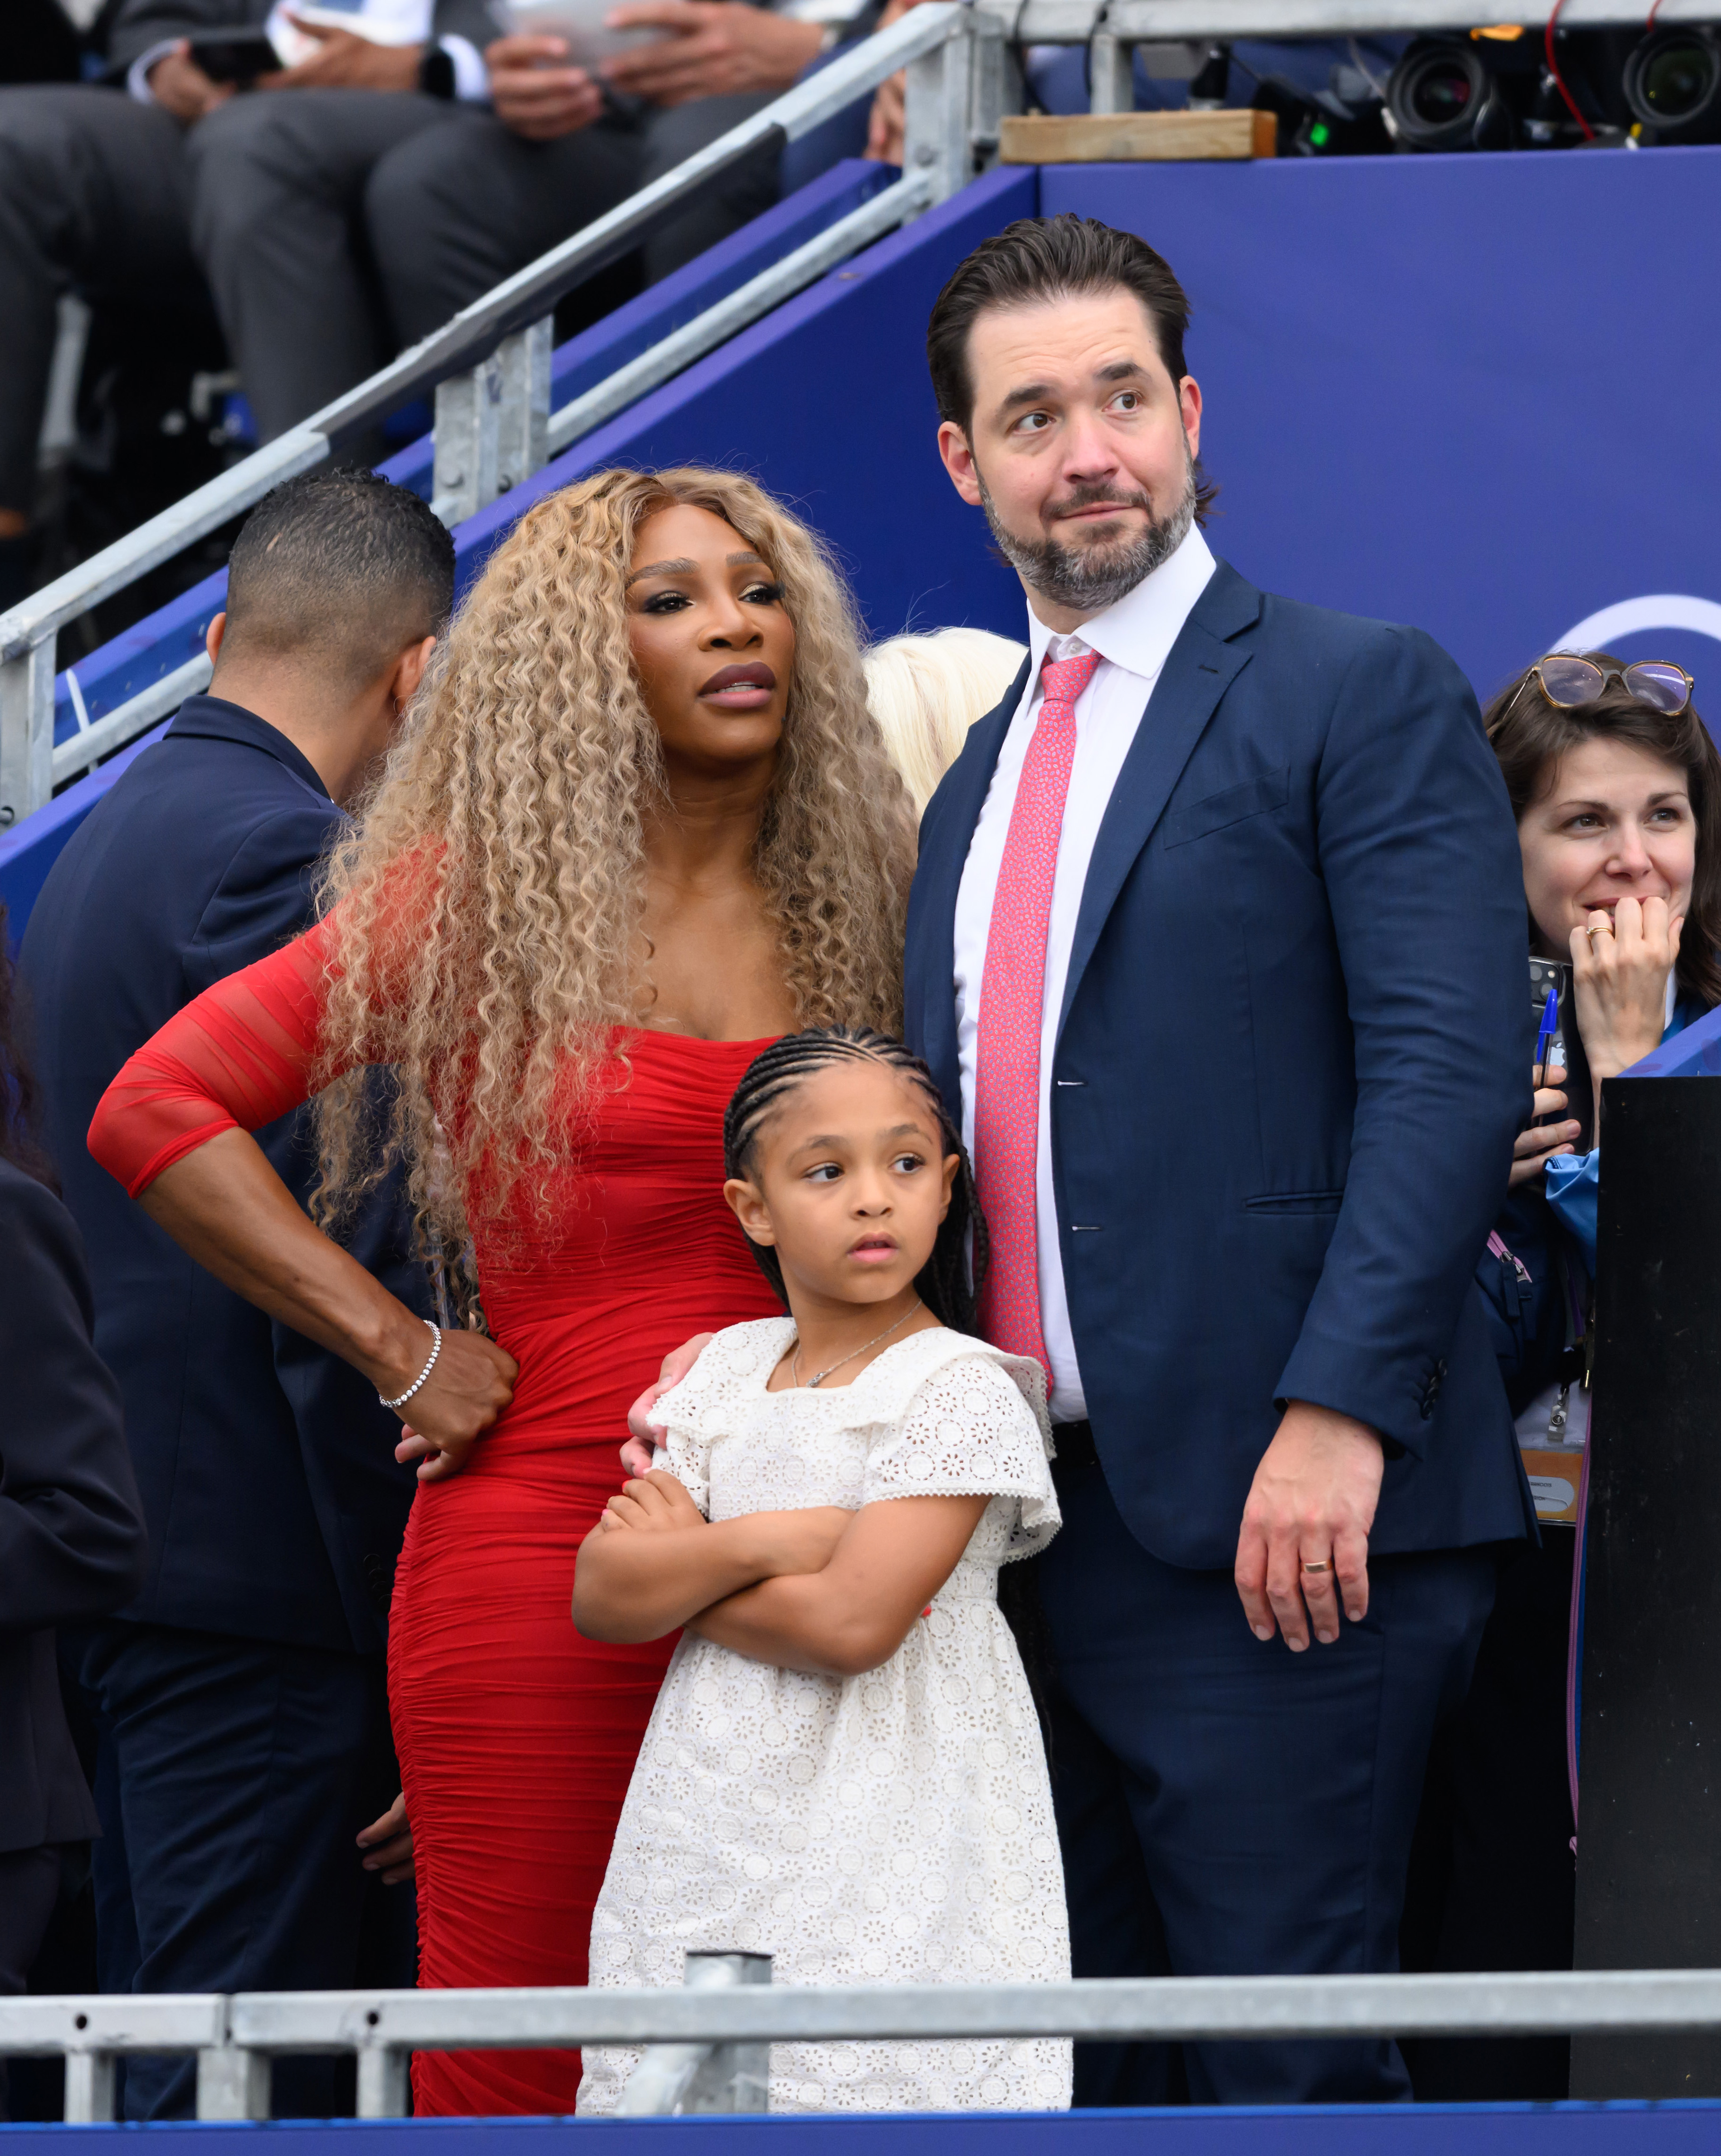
xmin=309 ymin=466 xmax=916 ymax=1264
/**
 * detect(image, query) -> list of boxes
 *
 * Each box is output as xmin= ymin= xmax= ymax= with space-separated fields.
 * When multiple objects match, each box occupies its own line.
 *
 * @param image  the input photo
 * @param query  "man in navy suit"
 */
xmin=905 ymin=215 xmax=1537 ymax=2105
xmin=19 ymin=469 xmax=450 ymax=2119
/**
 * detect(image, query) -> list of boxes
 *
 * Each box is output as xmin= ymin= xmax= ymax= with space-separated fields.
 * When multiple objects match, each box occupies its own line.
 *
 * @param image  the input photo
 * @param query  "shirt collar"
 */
xmin=1023 ymin=523 xmax=1218 ymax=689
xmin=164 ymin=694 xmax=333 ymax=802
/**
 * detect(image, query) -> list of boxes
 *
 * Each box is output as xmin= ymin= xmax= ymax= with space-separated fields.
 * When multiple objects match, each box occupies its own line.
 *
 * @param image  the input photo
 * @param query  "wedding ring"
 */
xmin=1301 ymin=1558 xmax=1333 ymax=1575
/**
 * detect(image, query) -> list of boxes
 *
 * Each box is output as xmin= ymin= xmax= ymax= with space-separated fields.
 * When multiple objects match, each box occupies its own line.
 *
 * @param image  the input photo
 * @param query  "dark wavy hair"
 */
xmin=1483 ymin=650 xmax=1721 ymax=1013
xmin=925 ymin=212 xmax=1219 ymax=525
xmin=723 ymin=1026 xmax=986 ymax=1328
xmin=0 ymin=907 xmax=56 ymax=1190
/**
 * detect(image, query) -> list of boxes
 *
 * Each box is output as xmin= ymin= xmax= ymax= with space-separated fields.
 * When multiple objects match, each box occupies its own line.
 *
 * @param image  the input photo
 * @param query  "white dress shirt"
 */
xmin=129 ymin=0 xmax=488 ymax=104
xmin=953 ymin=524 xmax=1217 ymax=1423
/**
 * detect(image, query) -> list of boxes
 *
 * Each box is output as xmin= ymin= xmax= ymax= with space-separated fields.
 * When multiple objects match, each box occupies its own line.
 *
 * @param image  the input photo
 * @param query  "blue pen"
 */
xmin=1534 ymin=988 xmax=1559 ymax=1096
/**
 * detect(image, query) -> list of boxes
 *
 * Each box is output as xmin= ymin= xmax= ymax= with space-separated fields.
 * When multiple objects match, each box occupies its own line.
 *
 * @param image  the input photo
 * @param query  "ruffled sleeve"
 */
xmin=650 ymin=1318 xmax=796 ymax=1519
xmin=862 ymin=1351 xmax=1060 ymax=1556
xmin=87 ymin=919 xmax=339 ymax=1199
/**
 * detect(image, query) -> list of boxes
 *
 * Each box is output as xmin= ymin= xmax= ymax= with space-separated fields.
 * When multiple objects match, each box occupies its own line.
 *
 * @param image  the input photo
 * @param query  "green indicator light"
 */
xmin=1310 ymin=120 xmax=1330 ymax=144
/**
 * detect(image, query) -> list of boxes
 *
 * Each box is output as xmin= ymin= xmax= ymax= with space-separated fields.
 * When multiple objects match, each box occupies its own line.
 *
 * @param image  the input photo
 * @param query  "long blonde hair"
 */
xmin=310 ymin=466 xmax=916 ymax=1258
xmin=864 ymin=627 xmax=1027 ymax=813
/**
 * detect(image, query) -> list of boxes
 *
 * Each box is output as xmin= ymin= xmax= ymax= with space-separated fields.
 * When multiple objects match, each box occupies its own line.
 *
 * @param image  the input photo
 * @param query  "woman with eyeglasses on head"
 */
xmin=1401 ymin=649 xmax=1721 ymax=2103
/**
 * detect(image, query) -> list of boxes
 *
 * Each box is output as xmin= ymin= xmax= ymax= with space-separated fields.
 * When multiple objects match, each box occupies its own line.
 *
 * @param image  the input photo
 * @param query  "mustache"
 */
xmin=1041 ymin=484 xmax=1154 ymax=523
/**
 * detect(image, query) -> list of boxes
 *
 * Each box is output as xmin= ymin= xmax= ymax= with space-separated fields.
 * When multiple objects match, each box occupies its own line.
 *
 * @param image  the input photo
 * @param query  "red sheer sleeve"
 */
xmin=88 ymin=917 xmax=344 ymax=1199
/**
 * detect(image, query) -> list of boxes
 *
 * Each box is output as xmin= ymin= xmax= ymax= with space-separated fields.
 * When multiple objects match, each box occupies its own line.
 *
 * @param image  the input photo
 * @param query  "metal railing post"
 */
xmin=904 ymin=11 xmax=975 ymax=206
xmin=432 ymin=312 xmax=555 ymax=526
xmin=356 ymin=2042 xmax=411 ymax=2119
xmin=0 ymin=633 xmax=55 ymax=828
xmin=1089 ymin=21 xmax=1135 ymax=109
xmin=197 ymin=2040 xmax=270 ymax=2121
xmin=970 ymin=5 xmax=1024 ymax=163
xmin=616 ymin=1949 xmax=774 ymax=2115
xmin=497 ymin=316 xmax=554 ymax=501
xmin=62 ymin=2050 xmax=116 ymax=2123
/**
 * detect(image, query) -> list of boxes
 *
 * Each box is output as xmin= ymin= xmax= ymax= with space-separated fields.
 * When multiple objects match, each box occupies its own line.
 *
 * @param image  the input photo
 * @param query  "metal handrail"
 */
xmin=0 ymin=0 xmax=994 ymax=830
xmin=7 ymin=1971 xmax=1721 ymax=2123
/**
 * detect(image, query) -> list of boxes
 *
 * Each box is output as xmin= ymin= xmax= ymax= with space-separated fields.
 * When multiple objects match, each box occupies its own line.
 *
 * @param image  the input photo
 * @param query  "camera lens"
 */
xmin=1623 ymin=27 xmax=1720 ymax=129
xmin=1388 ymin=40 xmax=1501 ymax=150
xmin=1411 ymin=61 xmax=1473 ymax=125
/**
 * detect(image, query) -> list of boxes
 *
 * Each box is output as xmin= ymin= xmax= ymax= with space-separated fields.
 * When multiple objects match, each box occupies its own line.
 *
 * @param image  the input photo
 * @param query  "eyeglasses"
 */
xmin=1526 ymin=655 xmax=1695 ymax=716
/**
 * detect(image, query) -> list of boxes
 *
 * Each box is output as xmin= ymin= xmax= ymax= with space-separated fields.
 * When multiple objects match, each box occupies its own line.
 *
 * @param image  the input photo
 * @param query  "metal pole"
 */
xmin=61 ymin=2052 xmax=116 ymax=2124
xmin=904 ymin=12 xmax=976 ymax=207
xmin=356 ymin=2044 xmax=411 ymax=2119
xmin=0 ymin=631 xmax=55 ymax=828
xmin=1090 ymin=24 xmax=1135 ymax=109
xmin=196 ymin=2042 xmax=270 ymax=2122
xmin=616 ymin=1950 xmax=774 ymax=2115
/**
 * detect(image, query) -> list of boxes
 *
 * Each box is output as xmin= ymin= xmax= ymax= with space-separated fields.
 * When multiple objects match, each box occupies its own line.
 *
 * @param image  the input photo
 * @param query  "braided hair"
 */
xmin=723 ymin=1026 xmax=986 ymax=1325
xmin=724 ymin=1025 xmax=1056 ymax=1724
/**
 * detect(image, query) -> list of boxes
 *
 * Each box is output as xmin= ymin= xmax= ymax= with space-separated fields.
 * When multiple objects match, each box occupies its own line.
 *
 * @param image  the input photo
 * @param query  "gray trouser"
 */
xmin=186 ymin=87 xmax=784 ymax=444
xmin=0 ymin=86 xmax=201 ymax=511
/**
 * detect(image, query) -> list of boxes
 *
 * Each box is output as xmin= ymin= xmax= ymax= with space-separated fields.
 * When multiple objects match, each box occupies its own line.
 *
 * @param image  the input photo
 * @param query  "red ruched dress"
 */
xmin=89 ymin=921 xmax=782 ymax=2116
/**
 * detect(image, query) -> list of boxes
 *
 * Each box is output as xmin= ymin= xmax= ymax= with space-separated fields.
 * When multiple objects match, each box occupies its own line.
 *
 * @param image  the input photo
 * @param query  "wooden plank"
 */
xmin=998 ymin=108 xmax=1278 ymax=161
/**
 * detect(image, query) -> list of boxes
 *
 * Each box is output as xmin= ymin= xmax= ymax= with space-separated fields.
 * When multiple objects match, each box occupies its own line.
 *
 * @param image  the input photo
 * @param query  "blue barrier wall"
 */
xmin=6 ymin=2106 xmax=1721 ymax=2153
xmin=1043 ymin=147 xmax=1721 ymax=707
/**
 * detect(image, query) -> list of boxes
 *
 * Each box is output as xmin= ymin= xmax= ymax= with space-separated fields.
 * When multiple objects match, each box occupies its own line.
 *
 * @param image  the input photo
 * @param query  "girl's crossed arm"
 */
xmin=573 ymin=1470 xmax=855 ymax=1642
xmin=686 ymin=1494 xmax=989 ymax=1678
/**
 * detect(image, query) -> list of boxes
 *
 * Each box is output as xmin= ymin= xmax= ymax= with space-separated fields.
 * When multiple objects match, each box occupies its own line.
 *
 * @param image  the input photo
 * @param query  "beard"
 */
xmin=978 ymin=442 xmax=1197 ymax=615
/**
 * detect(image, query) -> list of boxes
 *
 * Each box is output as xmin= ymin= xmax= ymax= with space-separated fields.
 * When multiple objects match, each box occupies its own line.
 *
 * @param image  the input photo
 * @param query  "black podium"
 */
xmin=1572 ymin=1055 xmax=1721 ymax=2098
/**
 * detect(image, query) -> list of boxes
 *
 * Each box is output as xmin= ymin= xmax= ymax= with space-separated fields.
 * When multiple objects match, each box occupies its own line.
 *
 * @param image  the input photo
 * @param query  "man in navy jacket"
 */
xmin=905 ymin=216 xmax=1536 ymax=2105
xmin=19 ymin=469 xmax=450 ymax=2119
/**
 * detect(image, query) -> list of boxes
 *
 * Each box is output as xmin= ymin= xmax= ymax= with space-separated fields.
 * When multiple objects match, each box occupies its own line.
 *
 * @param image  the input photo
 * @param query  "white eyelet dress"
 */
xmin=577 ymin=1318 xmax=1072 ymax=2115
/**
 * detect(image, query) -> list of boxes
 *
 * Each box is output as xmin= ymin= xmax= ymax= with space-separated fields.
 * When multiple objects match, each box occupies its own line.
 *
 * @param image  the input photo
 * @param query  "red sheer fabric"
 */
xmin=89 ymin=934 xmax=782 ymax=2115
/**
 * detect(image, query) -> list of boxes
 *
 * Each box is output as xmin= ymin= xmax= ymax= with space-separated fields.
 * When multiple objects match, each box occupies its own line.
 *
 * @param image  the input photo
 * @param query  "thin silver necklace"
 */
xmin=791 ymin=1299 xmax=922 ymax=1390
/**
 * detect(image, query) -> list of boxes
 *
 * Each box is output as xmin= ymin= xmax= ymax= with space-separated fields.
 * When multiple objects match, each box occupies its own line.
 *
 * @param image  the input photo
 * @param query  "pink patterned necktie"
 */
xmin=974 ymin=646 xmax=1100 ymax=1376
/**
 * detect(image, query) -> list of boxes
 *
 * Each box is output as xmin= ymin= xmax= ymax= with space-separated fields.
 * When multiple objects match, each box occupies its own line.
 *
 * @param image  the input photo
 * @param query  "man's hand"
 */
xmin=600 ymin=1 xmax=822 ymax=105
xmin=1571 ymin=894 xmax=1681 ymax=1111
xmin=1509 ymin=1077 xmax=1581 ymax=1187
xmin=146 ymin=42 xmax=233 ymax=122
xmin=356 ymin=1792 xmax=413 ymax=1885
xmin=485 ymin=34 xmax=603 ymax=138
xmin=258 ymin=17 xmax=424 ymax=91
xmin=1234 ymin=1399 xmax=1383 ymax=1651
xmin=388 ymin=1328 xmax=518 ymax=1483
xmin=620 ymin=1331 xmax=712 ymax=1477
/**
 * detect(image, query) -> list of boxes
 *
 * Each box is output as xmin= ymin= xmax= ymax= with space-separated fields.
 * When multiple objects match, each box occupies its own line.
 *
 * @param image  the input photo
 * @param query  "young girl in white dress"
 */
xmin=572 ymin=1027 xmax=1071 ymax=2115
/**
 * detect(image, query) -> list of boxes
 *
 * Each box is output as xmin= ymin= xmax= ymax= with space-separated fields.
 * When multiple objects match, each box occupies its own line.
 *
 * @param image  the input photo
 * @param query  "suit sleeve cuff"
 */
xmin=1275 ymin=1331 xmax=1444 ymax=1459
xmin=126 ymin=37 xmax=181 ymax=101
xmin=439 ymin=33 xmax=490 ymax=100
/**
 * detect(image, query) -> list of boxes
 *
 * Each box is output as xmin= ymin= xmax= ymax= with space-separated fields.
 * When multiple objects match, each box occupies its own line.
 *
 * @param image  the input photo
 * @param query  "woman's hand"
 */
xmin=1571 ymin=895 xmax=1682 ymax=1109
xmin=1509 ymin=1082 xmax=1581 ymax=1187
xmin=388 ymin=1327 xmax=517 ymax=1482
xmin=620 ymin=1332 xmax=713 ymax=1477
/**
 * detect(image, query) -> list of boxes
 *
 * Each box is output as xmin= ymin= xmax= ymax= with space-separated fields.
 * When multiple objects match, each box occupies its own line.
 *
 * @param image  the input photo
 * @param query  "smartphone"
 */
xmin=188 ymin=30 xmax=284 ymax=80
xmin=1529 ymin=956 xmax=1595 ymax=1154
xmin=499 ymin=0 xmax=668 ymax=68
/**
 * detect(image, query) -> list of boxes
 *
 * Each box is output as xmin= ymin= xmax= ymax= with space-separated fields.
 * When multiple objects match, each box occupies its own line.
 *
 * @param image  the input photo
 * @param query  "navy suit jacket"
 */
xmin=0 ymin=1159 xmax=146 ymax=1851
xmin=19 ymin=697 xmax=428 ymax=1656
xmin=904 ymin=563 xmax=1538 ymax=1569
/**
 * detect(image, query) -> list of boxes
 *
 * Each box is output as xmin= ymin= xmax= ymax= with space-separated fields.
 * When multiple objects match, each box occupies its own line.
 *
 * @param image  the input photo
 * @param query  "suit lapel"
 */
xmin=1056 ymin=565 xmax=1262 ymax=1037
xmin=914 ymin=656 xmax=1030 ymax=1100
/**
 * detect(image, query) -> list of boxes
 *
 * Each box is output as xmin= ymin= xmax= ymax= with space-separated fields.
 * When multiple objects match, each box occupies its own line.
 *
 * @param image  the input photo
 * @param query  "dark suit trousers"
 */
xmin=77 ymin=1622 xmax=411 ymax=2121
xmin=1039 ymin=1455 xmax=1496 ymax=2107
xmin=0 ymin=88 xmax=199 ymax=510
xmin=185 ymin=91 xmax=647 ymax=442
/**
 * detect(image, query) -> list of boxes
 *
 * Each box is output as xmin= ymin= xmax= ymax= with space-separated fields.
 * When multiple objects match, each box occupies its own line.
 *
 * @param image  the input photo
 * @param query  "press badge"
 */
xmin=1515 ymin=1381 xmax=1588 ymax=1525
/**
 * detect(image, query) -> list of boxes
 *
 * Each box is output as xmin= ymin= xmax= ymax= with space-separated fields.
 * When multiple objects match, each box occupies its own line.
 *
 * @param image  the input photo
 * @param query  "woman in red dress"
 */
xmin=88 ymin=467 xmax=915 ymax=2116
